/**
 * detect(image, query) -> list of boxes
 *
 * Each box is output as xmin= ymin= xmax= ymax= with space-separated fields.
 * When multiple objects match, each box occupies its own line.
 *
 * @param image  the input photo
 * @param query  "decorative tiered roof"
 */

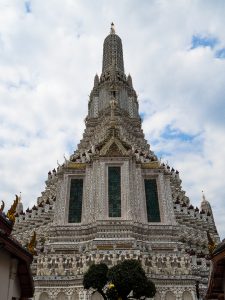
xmin=0 ymin=207 xmax=34 ymax=298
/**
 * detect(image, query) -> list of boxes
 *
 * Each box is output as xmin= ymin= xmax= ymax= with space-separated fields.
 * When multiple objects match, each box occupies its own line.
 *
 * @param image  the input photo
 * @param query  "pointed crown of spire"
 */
xmin=110 ymin=22 xmax=115 ymax=34
xmin=94 ymin=74 xmax=99 ymax=87
xmin=200 ymin=191 xmax=213 ymax=215
xmin=202 ymin=190 xmax=206 ymax=202
xmin=102 ymin=23 xmax=124 ymax=75
xmin=127 ymin=74 xmax=133 ymax=87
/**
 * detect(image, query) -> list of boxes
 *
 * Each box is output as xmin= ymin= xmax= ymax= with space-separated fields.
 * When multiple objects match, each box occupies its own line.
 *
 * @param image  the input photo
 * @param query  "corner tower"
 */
xmin=13 ymin=25 xmax=219 ymax=300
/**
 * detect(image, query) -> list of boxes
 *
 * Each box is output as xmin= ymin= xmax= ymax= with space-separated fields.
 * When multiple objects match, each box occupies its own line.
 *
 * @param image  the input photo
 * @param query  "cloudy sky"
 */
xmin=0 ymin=0 xmax=225 ymax=238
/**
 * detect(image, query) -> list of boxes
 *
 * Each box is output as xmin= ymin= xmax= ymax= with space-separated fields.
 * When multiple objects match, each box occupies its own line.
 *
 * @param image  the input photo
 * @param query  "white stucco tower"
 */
xmin=14 ymin=24 xmax=219 ymax=300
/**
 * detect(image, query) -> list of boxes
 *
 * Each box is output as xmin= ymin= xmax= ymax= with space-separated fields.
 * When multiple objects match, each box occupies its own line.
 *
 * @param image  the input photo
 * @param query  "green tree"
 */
xmin=83 ymin=263 xmax=108 ymax=300
xmin=83 ymin=259 xmax=156 ymax=300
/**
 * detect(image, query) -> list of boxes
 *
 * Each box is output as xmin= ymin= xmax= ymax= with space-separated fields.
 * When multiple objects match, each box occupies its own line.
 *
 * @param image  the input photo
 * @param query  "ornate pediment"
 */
xmin=100 ymin=136 xmax=129 ymax=156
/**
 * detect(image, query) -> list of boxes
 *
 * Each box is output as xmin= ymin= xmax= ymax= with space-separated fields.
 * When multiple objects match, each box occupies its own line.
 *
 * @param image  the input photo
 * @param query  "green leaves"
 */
xmin=83 ymin=260 xmax=156 ymax=300
xmin=83 ymin=263 xmax=108 ymax=291
xmin=108 ymin=260 xmax=155 ymax=299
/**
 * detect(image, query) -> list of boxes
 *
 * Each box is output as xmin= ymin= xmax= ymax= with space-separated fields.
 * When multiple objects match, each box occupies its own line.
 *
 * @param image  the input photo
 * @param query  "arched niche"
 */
xmin=39 ymin=292 xmax=50 ymax=300
xmin=154 ymin=292 xmax=161 ymax=300
xmin=56 ymin=292 xmax=67 ymax=300
xmin=182 ymin=291 xmax=193 ymax=300
xmin=165 ymin=291 xmax=176 ymax=300
xmin=91 ymin=291 xmax=103 ymax=300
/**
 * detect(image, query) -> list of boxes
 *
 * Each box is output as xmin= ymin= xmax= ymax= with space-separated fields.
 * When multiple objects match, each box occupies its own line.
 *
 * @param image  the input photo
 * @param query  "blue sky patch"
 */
xmin=66 ymin=140 xmax=75 ymax=155
xmin=191 ymin=34 xmax=218 ymax=49
xmin=155 ymin=150 xmax=172 ymax=159
xmin=161 ymin=125 xmax=196 ymax=142
xmin=140 ymin=112 xmax=147 ymax=121
xmin=215 ymin=48 xmax=225 ymax=59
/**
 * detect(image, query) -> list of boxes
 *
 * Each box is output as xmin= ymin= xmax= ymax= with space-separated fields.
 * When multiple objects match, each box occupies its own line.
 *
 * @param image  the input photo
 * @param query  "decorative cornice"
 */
xmin=66 ymin=162 xmax=86 ymax=169
xmin=141 ymin=162 xmax=160 ymax=169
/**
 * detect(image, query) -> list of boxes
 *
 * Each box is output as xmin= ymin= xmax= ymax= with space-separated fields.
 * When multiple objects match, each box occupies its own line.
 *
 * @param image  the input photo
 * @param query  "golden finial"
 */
xmin=0 ymin=200 xmax=5 ymax=212
xmin=207 ymin=231 xmax=216 ymax=255
xmin=27 ymin=231 xmax=37 ymax=255
xmin=6 ymin=194 xmax=19 ymax=223
xmin=110 ymin=22 xmax=115 ymax=34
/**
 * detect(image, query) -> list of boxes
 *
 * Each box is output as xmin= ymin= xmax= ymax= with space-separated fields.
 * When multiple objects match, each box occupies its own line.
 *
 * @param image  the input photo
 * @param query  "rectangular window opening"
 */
xmin=68 ymin=178 xmax=83 ymax=223
xmin=144 ymin=179 xmax=161 ymax=222
xmin=108 ymin=166 xmax=121 ymax=217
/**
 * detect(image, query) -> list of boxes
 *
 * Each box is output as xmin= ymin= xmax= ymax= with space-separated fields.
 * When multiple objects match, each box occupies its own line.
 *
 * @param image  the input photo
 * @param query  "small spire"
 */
xmin=127 ymin=74 xmax=133 ymax=87
xmin=110 ymin=22 xmax=115 ymax=34
xmin=16 ymin=192 xmax=23 ymax=214
xmin=200 ymin=190 xmax=213 ymax=216
xmin=202 ymin=190 xmax=206 ymax=202
xmin=94 ymin=74 xmax=99 ymax=87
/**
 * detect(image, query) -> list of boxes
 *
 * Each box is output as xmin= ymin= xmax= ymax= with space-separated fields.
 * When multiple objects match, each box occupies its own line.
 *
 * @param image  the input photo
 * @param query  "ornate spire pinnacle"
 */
xmin=127 ymin=74 xmax=133 ymax=87
xmin=110 ymin=22 xmax=115 ymax=34
xmin=102 ymin=24 xmax=124 ymax=75
xmin=87 ymin=25 xmax=139 ymax=120
xmin=94 ymin=74 xmax=99 ymax=87
xmin=200 ymin=191 xmax=213 ymax=216
xmin=201 ymin=190 xmax=206 ymax=203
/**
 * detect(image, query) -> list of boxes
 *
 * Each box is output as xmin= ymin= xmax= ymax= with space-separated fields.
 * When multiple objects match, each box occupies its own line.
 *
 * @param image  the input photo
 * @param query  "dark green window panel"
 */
xmin=144 ymin=179 xmax=161 ymax=222
xmin=108 ymin=166 xmax=121 ymax=217
xmin=68 ymin=179 xmax=83 ymax=223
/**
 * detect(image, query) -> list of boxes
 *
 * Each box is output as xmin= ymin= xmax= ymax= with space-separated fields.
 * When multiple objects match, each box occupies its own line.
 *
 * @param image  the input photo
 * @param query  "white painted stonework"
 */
xmin=13 ymin=26 xmax=219 ymax=300
xmin=0 ymin=249 xmax=21 ymax=300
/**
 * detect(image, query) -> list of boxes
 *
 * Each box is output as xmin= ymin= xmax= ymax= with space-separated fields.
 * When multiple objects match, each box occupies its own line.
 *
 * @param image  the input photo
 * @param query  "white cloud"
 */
xmin=0 ymin=0 xmax=225 ymax=238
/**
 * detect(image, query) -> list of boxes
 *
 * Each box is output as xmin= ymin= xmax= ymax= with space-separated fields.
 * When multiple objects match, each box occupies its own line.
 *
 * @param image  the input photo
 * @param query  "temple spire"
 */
xmin=201 ymin=191 xmax=213 ymax=216
xmin=102 ymin=23 xmax=124 ymax=75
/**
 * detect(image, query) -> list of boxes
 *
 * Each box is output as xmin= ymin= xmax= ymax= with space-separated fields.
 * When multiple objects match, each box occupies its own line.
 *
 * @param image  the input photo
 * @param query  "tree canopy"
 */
xmin=83 ymin=259 xmax=156 ymax=300
xmin=83 ymin=263 xmax=108 ymax=300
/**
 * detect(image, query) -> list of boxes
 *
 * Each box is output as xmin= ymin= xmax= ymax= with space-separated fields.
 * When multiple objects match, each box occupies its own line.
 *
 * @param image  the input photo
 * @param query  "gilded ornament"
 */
xmin=207 ymin=231 xmax=216 ymax=255
xmin=27 ymin=231 xmax=37 ymax=255
xmin=67 ymin=162 xmax=86 ymax=169
xmin=141 ymin=161 xmax=160 ymax=169
xmin=6 ymin=194 xmax=19 ymax=223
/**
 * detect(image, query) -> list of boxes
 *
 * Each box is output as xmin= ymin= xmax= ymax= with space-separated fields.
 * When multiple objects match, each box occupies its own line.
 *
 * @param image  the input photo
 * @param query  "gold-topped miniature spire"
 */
xmin=110 ymin=22 xmax=115 ymax=34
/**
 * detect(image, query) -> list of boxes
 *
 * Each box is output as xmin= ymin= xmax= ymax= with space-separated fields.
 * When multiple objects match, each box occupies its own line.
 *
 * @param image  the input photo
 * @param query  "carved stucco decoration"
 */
xmin=99 ymin=136 xmax=129 ymax=156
